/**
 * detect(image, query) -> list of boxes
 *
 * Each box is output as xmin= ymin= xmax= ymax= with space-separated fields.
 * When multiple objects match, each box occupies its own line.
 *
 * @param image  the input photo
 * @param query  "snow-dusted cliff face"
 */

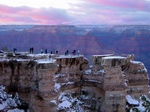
xmin=0 ymin=52 xmax=149 ymax=112
xmin=0 ymin=85 xmax=28 ymax=112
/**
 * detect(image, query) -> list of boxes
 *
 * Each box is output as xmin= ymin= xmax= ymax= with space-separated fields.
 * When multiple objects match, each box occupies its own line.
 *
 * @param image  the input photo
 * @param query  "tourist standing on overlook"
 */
xmin=29 ymin=47 xmax=34 ymax=54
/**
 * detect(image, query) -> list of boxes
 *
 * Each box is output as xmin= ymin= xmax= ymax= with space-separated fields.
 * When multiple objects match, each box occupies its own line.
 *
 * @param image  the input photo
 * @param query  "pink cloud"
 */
xmin=0 ymin=4 xmax=73 ymax=24
xmin=0 ymin=0 xmax=150 ymax=25
xmin=85 ymin=0 xmax=150 ymax=11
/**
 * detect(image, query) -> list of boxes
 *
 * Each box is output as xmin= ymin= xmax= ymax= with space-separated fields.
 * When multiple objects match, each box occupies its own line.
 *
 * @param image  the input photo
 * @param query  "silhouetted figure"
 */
xmin=41 ymin=48 xmax=43 ymax=54
xmin=45 ymin=49 xmax=47 ymax=54
xmin=31 ymin=47 xmax=34 ymax=54
xmin=72 ymin=50 xmax=76 ymax=55
xmin=50 ymin=51 xmax=53 ymax=54
xmin=29 ymin=48 xmax=31 ymax=53
xmin=29 ymin=47 xmax=34 ymax=54
xmin=65 ymin=50 xmax=69 ymax=55
xmin=13 ymin=48 xmax=17 ymax=53
xmin=56 ymin=50 xmax=58 ymax=54
xmin=30 ymin=47 xmax=34 ymax=54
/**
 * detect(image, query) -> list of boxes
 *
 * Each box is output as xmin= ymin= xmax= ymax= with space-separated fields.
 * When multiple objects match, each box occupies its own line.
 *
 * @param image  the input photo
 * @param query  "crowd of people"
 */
xmin=13 ymin=47 xmax=81 ymax=56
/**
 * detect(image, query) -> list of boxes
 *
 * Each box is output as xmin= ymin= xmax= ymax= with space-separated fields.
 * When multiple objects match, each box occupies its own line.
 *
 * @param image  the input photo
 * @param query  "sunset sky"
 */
xmin=0 ymin=0 xmax=150 ymax=25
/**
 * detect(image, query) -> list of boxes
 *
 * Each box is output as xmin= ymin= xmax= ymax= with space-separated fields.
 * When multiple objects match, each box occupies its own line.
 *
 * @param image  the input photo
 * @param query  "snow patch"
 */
xmin=56 ymin=55 xmax=83 ymax=59
xmin=0 ymin=102 xmax=8 ymax=110
xmin=58 ymin=100 xmax=72 ymax=109
xmin=54 ymin=74 xmax=65 ymax=78
xmin=85 ymin=69 xmax=91 ymax=74
xmin=102 ymin=56 xmax=125 ymax=59
xmin=132 ymin=61 xmax=144 ymax=66
xmin=98 ymin=69 xmax=105 ymax=73
xmin=36 ymin=58 xmax=56 ymax=64
xmin=58 ymin=92 xmax=72 ymax=110
xmin=7 ymin=108 xmax=24 ymax=112
xmin=54 ymin=83 xmax=61 ymax=92
xmin=126 ymin=95 xmax=139 ymax=105
xmin=50 ymin=100 xmax=57 ymax=105
xmin=0 ymin=85 xmax=23 ymax=111
xmin=66 ymin=82 xmax=74 ymax=85
xmin=16 ymin=59 xmax=31 ymax=62
xmin=57 ymin=92 xmax=84 ymax=111
xmin=137 ymin=101 xmax=145 ymax=112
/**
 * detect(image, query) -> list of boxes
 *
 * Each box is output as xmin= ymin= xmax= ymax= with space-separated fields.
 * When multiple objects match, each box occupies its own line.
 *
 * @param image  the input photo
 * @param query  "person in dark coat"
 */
xmin=29 ymin=47 xmax=34 ymax=54
xmin=31 ymin=47 xmax=34 ymax=54
xmin=29 ymin=48 xmax=31 ymax=53
xmin=65 ymin=50 xmax=69 ymax=55
xmin=45 ymin=49 xmax=47 ymax=54
xmin=56 ymin=50 xmax=58 ymax=54
xmin=72 ymin=50 xmax=76 ymax=55
xmin=13 ymin=48 xmax=17 ymax=53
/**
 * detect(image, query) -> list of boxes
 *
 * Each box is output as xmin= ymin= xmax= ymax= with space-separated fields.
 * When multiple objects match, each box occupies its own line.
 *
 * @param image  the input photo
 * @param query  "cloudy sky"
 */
xmin=0 ymin=0 xmax=150 ymax=25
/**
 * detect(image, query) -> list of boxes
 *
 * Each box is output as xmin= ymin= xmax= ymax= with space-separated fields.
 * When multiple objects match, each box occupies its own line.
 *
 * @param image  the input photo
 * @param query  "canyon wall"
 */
xmin=0 ymin=53 xmax=149 ymax=112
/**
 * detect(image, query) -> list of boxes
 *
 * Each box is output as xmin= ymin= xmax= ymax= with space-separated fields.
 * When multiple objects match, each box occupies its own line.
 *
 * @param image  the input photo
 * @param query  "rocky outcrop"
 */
xmin=0 ymin=52 xmax=149 ymax=112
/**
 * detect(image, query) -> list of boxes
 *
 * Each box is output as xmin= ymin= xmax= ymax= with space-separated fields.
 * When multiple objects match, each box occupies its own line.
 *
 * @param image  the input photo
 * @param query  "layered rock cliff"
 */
xmin=0 ymin=52 xmax=149 ymax=112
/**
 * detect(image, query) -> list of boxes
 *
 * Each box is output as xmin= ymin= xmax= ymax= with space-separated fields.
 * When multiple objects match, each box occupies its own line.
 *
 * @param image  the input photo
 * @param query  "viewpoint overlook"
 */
xmin=0 ymin=25 xmax=150 ymax=74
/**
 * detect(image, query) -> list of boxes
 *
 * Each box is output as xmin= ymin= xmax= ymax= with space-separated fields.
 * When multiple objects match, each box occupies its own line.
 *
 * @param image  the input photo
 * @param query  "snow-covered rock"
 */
xmin=126 ymin=95 xmax=139 ymax=105
xmin=0 ymin=85 xmax=25 ymax=112
xmin=54 ymin=83 xmax=61 ymax=92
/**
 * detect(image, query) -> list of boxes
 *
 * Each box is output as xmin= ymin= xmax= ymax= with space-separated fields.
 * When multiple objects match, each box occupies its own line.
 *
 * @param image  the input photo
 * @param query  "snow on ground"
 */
xmin=102 ymin=56 xmax=125 ymax=59
xmin=7 ymin=108 xmax=24 ymax=112
xmin=50 ymin=100 xmax=57 ymax=105
xmin=131 ymin=61 xmax=144 ymax=66
xmin=36 ymin=58 xmax=56 ymax=64
xmin=132 ymin=61 xmax=142 ymax=64
xmin=56 ymin=55 xmax=83 ymax=59
xmin=136 ymin=101 xmax=146 ymax=112
xmin=84 ymin=69 xmax=91 ymax=74
xmin=16 ymin=59 xmax=31 ymax=62
xmin=54 ymin=83 xmax=61 ymax=92
xmin=96 ymin=69 xmax=105 ymax=74
xmin=98 ymin=69 xmax=105 ymax=73
xmin=0 ymin=58 xmax=10 ymax=62
xmin=58 ymin=92 xmax=72 ymax=110
xmin=129 ymin=99 xmax=146 ymax=112
xmin=58 ymin=100 xmax=72 ymax=109
xmin=0 ymin=101 xmax=8 ymax=110
xmin=0 ymin=85 xmax=24 ymax=112
xmin=126 ymin=95 xmax=139 ymax=105
xmin=66 ymin=82 xmax=74 ymax=85
xmin=128 ymin=95 xmax=150 ymax=112
xmin=92 ymin=54 xmax=113 ymax=57
xmin=57 ymin=92 xmax=84 ymax=111
xmin=27 ymin=53 xmax=49 ymax=57
xmin=27 ymin=53 xmax=57 ymax=64
xmin=54 ymin=74 xmax=65 ymax=78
